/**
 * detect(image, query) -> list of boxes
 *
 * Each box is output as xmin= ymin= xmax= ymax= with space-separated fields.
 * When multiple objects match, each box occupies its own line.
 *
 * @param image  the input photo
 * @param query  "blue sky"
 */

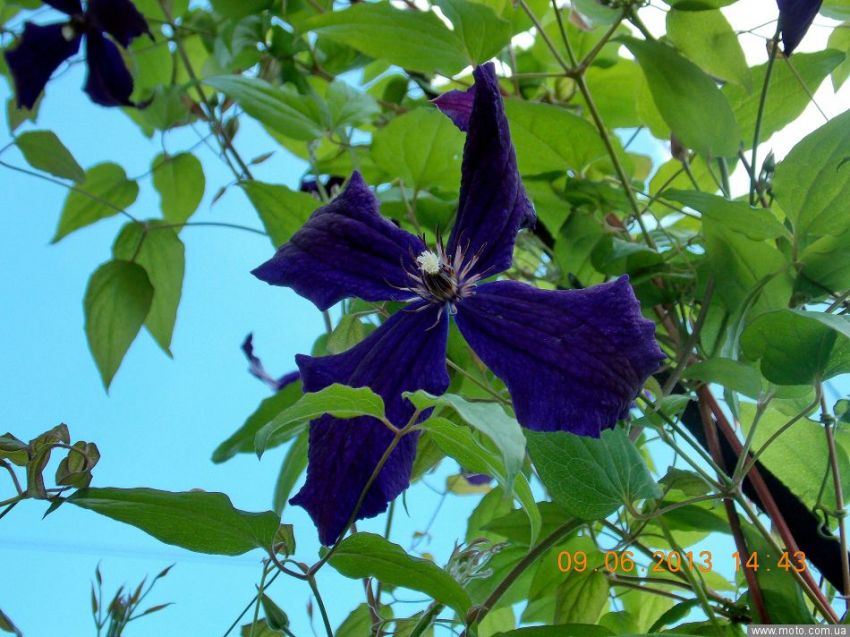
xmin=0 ymin=59 xmax=486 ymax=635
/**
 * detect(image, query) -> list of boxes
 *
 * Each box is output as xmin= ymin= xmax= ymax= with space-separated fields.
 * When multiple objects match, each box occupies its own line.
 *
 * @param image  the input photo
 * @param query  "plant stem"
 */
xmin=160 ymin=0 xmax=254 ymax=181
xmin=749 ymin=28 xmax=781 ymax=205
xmin=658 ymin=519 xmax=722 ymax=630
xmin=702 ymin=387 xmax=840 ymax=621
xmin=248 ymin=563 xmax=271 ymax=637
xmin=463 ymin=518 xmax=582 ymax=632
xmin=821 ymin=387 xmax=850 ymax=597
xmin=539 ymin=0 xmax=654 ymax=249
xmin=221 ymin=570 xmax=282 ymax=637
xmin=307 ymin=573 xmax=334 ymax=637
xmin=696 ymin=391 xmax=770 ymax=623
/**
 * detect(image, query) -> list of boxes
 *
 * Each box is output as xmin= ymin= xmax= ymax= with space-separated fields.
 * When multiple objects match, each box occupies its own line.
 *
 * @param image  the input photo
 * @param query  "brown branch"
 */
xmin=701 ymin=387 xmax=840 ymax=622
xmin=697 ymin=391 xmax=770 ymax=623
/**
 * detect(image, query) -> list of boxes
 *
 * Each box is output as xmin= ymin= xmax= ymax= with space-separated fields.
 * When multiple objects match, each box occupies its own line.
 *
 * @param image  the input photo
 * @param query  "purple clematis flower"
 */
xmin=242 ymin=334 xmax=300 ymax=392
xmin=252 ymin=63 xmax=664 ymax=545
xmin=4 ymin=0 xmax=151 ymax=109
xmin=776 ymin=0 xmax=823 ymax=55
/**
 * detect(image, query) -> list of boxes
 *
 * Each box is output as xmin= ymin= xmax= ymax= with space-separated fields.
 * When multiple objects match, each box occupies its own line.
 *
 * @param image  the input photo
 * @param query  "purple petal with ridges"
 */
xmin=454 ymin=277 xmax=664 ymax=437
xmin=291 ymin=303 xmax=449 ymax=545
xmin=86 ymin=0 xmax=151 ymax=48
xmin=433 ymin=85 xmax=475 ymax=132
xmin=83 ymin=30 xmax=135 ymax=106
xmin=4 ymin=22 xmax=81 ymax=109
xmin=777 ymin=0 xmax=822 ymax=55
xmin=444 ymin=63 xmax=535 ymax=279
xmin=43 ymin=0 xmax=82 ymax=15
xmin=252 ymin=172 xmax=426 ymax=311
xmin=241 ymin=333 xmax=300 ymax=392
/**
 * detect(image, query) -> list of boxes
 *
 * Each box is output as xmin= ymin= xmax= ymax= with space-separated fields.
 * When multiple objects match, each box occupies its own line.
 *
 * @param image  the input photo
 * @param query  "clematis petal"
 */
xmin=439 ymin=64 xmax=535 ymax=280
xmin=4 ymin=22 xmax=81 ymax=109
xmin=253 ymin=172 xmax=426 ymax=311
xmin=291 ymin=303 xmax=449 ymax=545
xmin=83 ymin=30 xmax=135 ymax=106
xmin=454 ymin=278 xmax=664 ymax=437
xmin=86 ymin=0 xmax=151 ymax=48
xmin=777 ymin=0 xmax=822 ymax=55
xmin=43 ymin=0 xmax=82 ymax=15
xmin=433 ymin=85 xmax=475 ymax=132
xmin=241 ymin=334 xmax=300 ymax=391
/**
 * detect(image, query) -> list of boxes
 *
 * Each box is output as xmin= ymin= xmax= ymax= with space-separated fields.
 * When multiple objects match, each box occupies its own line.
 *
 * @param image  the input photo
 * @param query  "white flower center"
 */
xmin=61 ymin=24 xmax=76 ymax=41
xmin=416 ymin=250 xmax=441 ymax=275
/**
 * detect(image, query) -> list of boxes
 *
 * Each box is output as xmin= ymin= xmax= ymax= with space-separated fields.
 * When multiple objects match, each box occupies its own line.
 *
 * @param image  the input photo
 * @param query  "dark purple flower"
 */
xmin=241 ymin=334 xmax=300 ymax=392
xmin=253 ymin=63 xmax=664 ymax=545
xmin=777 ymin=0 xmax=823 ymax=55
xmin=4 ymin=0 xmax=151 ymax=109
xmin=463 ymin=472 xmax=492 ymax=486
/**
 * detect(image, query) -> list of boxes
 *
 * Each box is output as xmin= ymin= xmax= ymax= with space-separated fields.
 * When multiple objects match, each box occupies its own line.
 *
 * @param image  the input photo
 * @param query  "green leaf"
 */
xmin=682 ymin=358 xmax=763 ymax=398
xmin=53 ymin=163 xmax=139 ymax=242
xmin=741 ymin=310 xmax=850 ymax=384
xmin=666 ymin=190 xmax=788 ymax=240
xmin=259 ymin=593 xmax=289 ymax=631
xmin=666 ymin=9 xmax=751 ymax=90
xmin=211 ymin=0 xmax=272 ymax=18
xmin=823 ymin=0 xmax=850 ymax=19
xmin=239 ymin=619 xmax=283 ymax=637
xmin=0 ymin=608 xmax=21 ymax=637
xmin=555 ymin=570 xmax=609 ymax=624
xmin=696 ymin=199 xmax=790 ymax=314
xmin=504 ymin=100 xmax=606 ymax=175
xmin=68 ymin=487 xmax=282 ymax=555
xmin=526 ymin=427 xmax=661 ymax=520
xmin=794 ymin=226 xmax=850 ymax=297
xmin=582 ymin=61 xmax=643 ymax=129
xmin=741 ymin=523 xmax=814 ymax=623
xmin=213 ymin=381 xmax=304 ymax=463
xmin=84 ymin=260 xmax=153 ymax=389
xmin=336 ymin=604 xmax=376 ymax=637
xmin=407 ymin=392 xmax=525 ymax=484
xmin=436 ymin=0 xmax=512 ymax=64
xmin=739 ymin=403 xmax=850 ymax=512
xmin=324 ymin=80 xmax=379 ymax=130
xmin=371 ymin=108 xmax=464 ymax=191
xmin=661 ymin=0 xmax=736 ymax=8
xmin=622 ymin=37 xmax=739 ymax=157
xmin=127 ymin=36 xmax=173 ymax=98
xmin=773 ymin=108 xmax=850 ymax=245
xmin=205 ymin=76 xmax=325 ymax=141
xmin=828 ymin=24 xmax=850 ymax=89
xmin=304 ymin=3 xmax=468 ymax=74
xmin=240 ymin=181 xmax=318 ymax=247
xmin=272 ymin=432 xmax=308 ymax=515
xmin=255 ymin=384 xmax=386 ymax=457
xmin=112 ymin=222 xmax=185 ymax=355
xmin=422 ymin=415 xmax=541 ymax=543
xmin=493 ymin=627 xmax=613 ymax=637
xmin=326 ymin=314 xmax=368 ymax=354
xmin=133 ymin=0 xmax=189 ymax=20
xmin=15 ymin=130 xmax=84 ymax=183
xmin=724 ymin=50 xmax=845 ymax=150
xmin=151 ymin=153 xmax=205 ymax=224
xmin=328 ymin=532 xmax=471 ymax=614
